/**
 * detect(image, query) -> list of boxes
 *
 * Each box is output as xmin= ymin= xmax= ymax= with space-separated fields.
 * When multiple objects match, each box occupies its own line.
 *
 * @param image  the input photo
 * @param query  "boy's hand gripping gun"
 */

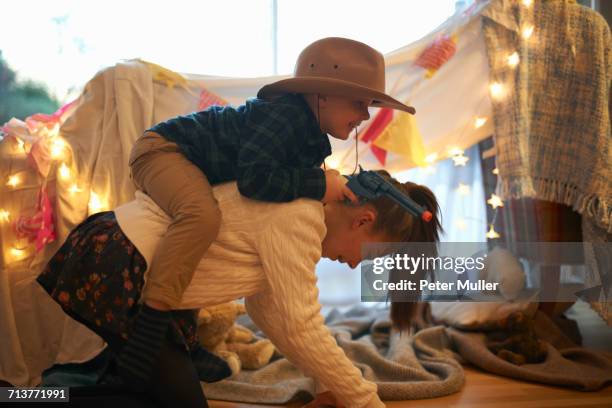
xmin=345 ymin=166 xmax=433 ymax=222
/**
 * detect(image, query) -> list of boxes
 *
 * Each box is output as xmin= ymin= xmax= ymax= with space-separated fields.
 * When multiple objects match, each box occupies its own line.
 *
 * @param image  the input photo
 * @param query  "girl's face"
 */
xmin=318 ymin=95 xmax=372 ymax=140
xmin=321 ymin=202 xmax=390 ymax=269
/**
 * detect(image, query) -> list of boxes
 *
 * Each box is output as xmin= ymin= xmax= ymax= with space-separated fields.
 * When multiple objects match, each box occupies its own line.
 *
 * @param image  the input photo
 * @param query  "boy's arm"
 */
xmin=237 ymin=103 xmax=326 ymax=202
xmin=245 ymin=206 xmax=384 ymax=408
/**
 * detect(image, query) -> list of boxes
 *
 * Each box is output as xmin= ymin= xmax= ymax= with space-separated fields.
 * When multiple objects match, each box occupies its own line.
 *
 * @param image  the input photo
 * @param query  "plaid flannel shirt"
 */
xmin=147 ymin=93 xmax=331 ymax=202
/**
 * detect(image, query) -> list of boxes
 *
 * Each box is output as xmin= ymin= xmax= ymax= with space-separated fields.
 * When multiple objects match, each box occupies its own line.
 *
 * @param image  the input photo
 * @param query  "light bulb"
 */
xmin=7 ymin=174 xmax=21 ymax=188
xmin=58 ymin=163 xmax=71 ymax=180
xmin=474 ymin=117 xmax=487 ymax=129
xmin=0 ymin=209 xmax=10 ymax=222
xmin=425 ymin=153 xmax=438 ymax=164
xmin=486 ymin=225 xmax=501 ymax=239
xmin=522 ymin=25 xmax=534 ymax=40
xmin=16 ymin=137 xmax=25 ymax=153
xmin=507 ymin=52 xmax=520 ymax=68
xmin=452 ymin=155 xmax=469 ymax=167
xmin=10 ymin=247 xmax=27 ymax=260
xmin=68 ymin=184 xmax=83 ymax=194
xmin=487 ymin=194 xmax=504 ymax=209
xmin=457 ymin=183 xmax=470 ymax=195
xmin=50 ymin=138 xmax=66 ymax=160
xmin=489 ymin=82 xmax=505 ymax=100
xmin=88 ymin=191 xmax=107 ymax=214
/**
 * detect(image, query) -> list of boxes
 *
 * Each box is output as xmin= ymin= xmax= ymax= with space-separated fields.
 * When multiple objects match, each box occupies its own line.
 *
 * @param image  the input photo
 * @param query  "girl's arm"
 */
xmin=245 ymin=204 xmax=384 ymax=408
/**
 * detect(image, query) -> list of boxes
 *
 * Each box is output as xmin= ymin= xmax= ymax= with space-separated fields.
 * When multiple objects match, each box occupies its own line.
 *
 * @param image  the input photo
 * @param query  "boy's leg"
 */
xmin=117 ymin=133 xmax=220 ymax=389
xmin=128 ymin=131 xmax=221 ymax=308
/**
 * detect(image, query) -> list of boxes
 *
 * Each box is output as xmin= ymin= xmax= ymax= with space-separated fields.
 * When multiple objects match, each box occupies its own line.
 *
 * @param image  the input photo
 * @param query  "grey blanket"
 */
xmin=202 ymin=305 xmax=612 ymax=404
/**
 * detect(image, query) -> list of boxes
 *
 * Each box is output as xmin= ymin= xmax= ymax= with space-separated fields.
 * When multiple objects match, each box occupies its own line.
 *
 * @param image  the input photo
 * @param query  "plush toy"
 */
xmin=485 ymin=311 xmax=547 ymax=365
xmin=197 ymin=302 xmax=275 ymax=376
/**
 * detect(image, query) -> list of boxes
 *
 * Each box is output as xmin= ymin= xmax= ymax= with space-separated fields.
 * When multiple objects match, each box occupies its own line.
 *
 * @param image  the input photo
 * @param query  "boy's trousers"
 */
xmin=128 ymin=131 xmax=221 ymax=308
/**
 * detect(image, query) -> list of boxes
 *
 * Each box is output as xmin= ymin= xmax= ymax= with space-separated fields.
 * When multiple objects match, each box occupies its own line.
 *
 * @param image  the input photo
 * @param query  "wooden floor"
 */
xmin=209 ymin=301 xmax=612 ymax=407
xmin=209 ymin=366 xmax=612 ymax=407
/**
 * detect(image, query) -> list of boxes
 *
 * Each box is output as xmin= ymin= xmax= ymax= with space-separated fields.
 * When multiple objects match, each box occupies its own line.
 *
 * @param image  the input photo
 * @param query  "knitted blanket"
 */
xmin=201 ymin=305 xmax=612 ymax=404
xmin=203 ymin=306 xmax=464 ymax=403
xmin=481 ymin=0 xmax=612 ymax=233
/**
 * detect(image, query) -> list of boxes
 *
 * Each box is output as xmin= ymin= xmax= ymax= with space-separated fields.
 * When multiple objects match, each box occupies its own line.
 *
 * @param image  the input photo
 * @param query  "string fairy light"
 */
xmin=489 ymin=82 xmax=505 ymax=100
xmin=15 ymin=137 xmax=25 ymax=153
xmin=425 ymin=153 xmax=438 ymax=164
xmin=58 ymin=163 xmax=71 ymax=181
xmin=452 ymin=155 xmax=469 ymax=166
xmin=68 ymin=184 xmax=83 ymax=194
xmin=487 ymin=193 xmax=504 ymax=209
xmin=88 ymin=191 xmax=107 ymax=214
xmin=457 ymin=183 xmax=470 ymax=195
xmin=50 ymin=138 xmax=67 ymax=160
xmin=6 ymin=174 xmax=21 ymax=188
xmin=507 ymin=52 xmax=520 ymax=68
xmin=10 ymin=247 xmax=27 ymax=261
xmin=486 ymin=224 xmax=501 ymax=239
xmin=522 ymin=25 xmax=534 ymax=40
xmin=0 ymin=209 xmax=10 ymax=223
xmin=474 ymin=117 xmax=487 ymax=129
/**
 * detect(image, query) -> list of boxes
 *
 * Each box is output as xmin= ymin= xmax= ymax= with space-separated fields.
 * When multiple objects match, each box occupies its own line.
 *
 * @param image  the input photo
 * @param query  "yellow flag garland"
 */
xmin=372 ymin=111 xmax=427 ymax=167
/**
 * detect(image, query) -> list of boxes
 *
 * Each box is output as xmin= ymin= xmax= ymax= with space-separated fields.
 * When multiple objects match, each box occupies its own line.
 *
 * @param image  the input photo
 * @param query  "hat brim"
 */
xmin=257 ymin=76 xmax=416 ymax=114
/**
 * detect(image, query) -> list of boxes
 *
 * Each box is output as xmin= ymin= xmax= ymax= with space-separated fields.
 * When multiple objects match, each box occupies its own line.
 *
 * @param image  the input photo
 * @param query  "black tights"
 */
xmin=101 ymin=329 xmax=208 ymax=408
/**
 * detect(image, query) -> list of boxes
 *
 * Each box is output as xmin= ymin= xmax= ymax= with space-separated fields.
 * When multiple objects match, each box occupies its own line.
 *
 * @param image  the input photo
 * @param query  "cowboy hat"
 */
xmin=257 ymin=37 xmax=415 ymax=114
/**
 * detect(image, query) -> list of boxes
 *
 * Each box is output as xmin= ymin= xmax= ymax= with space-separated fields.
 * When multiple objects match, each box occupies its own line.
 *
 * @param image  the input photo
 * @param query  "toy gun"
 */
xmin=345 ymin=166 xmax=433 ymax=222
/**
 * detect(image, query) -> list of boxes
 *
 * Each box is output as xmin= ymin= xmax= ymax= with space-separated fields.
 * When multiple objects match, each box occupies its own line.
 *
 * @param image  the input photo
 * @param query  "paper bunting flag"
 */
xmin=372 ymin=112 xmax=426 ymax=167
xmin=359 ymin=107 xmax=426 ymax=166
xmin=13 ymin=187 xmax=56 ymax=252
xmin=360 ymin=108 xmax=394 ymax=165
xmin=198 ymin=89 xmax=229 ymax=111
xmin=141 ymin=59 xmax=189 ymax=89
xmin=28 ymin=135 xmax=52 ymax=178
xmin=27 ymin=99 xmax=77 ymax=130
xmin=2 ymin=100 xmax=76 ymax=178
xmin=415 ymin=34 xmax=457 ymax=78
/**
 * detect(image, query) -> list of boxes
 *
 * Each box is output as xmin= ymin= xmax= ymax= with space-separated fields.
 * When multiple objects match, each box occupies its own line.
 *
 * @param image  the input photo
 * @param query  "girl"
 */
xmin=37 ymin=171 xmax=440 ymax=408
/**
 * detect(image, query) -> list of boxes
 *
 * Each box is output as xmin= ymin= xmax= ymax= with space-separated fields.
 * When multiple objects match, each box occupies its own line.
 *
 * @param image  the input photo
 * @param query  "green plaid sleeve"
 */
xmin=237 ymin=102 xmax=326 ymax=202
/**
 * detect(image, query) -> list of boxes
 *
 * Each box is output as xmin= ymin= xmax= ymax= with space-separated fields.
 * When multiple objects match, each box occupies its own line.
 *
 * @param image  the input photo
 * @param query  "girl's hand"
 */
xmin=301 ymin=391 xmax=345 ymax=408
xmin=323 ymin=170 xmax=358 ymax=204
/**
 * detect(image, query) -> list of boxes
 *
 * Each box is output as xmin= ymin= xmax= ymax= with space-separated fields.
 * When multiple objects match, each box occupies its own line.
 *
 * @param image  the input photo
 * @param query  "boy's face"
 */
xmin=319 ymin=95 xmax=372 ymax=140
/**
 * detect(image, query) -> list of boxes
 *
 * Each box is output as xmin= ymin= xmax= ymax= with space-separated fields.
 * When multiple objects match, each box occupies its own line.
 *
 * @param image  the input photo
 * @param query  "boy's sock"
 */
xmin=190 ymin=345 xmax=232 ymax=383
xmin=116 ymin=304 xmax=171 ymax=390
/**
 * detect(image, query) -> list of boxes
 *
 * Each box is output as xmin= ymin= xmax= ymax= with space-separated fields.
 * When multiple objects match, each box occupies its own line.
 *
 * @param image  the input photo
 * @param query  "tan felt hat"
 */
xmin=257 ymin=37 xmax=415 ymax=114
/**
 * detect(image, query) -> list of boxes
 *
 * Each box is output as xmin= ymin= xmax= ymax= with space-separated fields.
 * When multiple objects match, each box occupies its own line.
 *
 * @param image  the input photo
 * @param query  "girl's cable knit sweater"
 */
xmin=114 ymin=183 xmax=384 ymax=408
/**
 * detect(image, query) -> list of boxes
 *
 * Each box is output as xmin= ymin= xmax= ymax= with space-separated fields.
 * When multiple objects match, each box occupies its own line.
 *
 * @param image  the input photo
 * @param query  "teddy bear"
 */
xmin=196 ymin=301 xmax=276 ymax=376
xmin=485 ymin=311 xmax=547 ymax=365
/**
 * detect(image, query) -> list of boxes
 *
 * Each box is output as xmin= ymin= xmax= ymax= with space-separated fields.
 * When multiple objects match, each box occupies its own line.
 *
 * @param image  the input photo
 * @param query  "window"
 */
xmin=1 ymin=0 xmax=462 ymax=100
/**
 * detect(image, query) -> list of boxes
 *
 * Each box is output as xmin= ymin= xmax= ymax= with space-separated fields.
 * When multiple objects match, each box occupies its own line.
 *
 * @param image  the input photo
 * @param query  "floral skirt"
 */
xmin=37 ymin=211 xmax=200 ymax=353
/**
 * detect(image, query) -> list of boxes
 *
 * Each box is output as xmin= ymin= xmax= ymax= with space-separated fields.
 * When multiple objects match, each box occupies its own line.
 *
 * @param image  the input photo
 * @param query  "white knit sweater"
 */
xmin=114 ymin=183 xmax=384 ymax=408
